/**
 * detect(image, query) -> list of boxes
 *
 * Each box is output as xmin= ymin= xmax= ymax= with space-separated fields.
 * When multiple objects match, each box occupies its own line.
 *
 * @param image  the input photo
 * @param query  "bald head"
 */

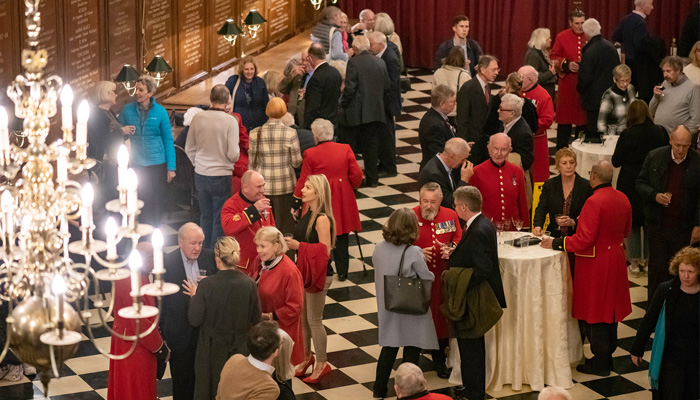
xmin=359 ymin=9 xmax=375 ymax=30
xmin=241 ymin=170 xmax=266 ymax=202
xmin=487 ymin=133 xmax=512 ymax=165
xmin=517 ymin=65 xmax=538 ymax=91
xmin=178 ymin=222 xmax=204 ymax=261
xmin=670 ymin=125 xmax=692 ymax=161
xmin=591 ymin=160 xmax=614 ymax=185
xmin=441 ymin=137 xmax=470 ymax=169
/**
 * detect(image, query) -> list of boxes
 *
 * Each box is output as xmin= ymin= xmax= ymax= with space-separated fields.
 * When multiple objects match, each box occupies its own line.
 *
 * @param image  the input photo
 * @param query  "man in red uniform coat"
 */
xmin=468 ymin=133 xmax=529 ymax=228
xmin=542 ymin=160 xmax=632 ymax=376
xmin=550 ymin=9 xmax=588 ymax=150
xmin=221 ymin=170 xmax=276 ymax=278
xmin=412 ymin=182 xmax=462 ymax=379
xmin=519 ymin=65 xmax=555 ymax=183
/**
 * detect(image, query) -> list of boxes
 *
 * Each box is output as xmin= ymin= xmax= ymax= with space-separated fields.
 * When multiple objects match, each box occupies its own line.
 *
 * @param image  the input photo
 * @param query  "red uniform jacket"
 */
xmin=221 ymin=192 xmax=276 ymax=278
xmin=108 ymin=275 xmax=163 ymax=400
xmin=256 ymin=255 xmax=305 ymax=365
xmin=550 ymin=28 xmax=588 ymax=125
xmin=412 ymin=206 xmax=463 ymax=339
xmin=297 ymin=242 xmax=330 ymax=293
xmin=558 ymin=185 xmax=632 ymax=324
xmin=231 ymin=112 xmax=249 ymax=194
xmin=293 ymin=142 xmax=363 ymax=234
xmin=522 ymin=84 xmax=555 ymax=183
xmin=470 ymin=160 xmax=530 ymax=228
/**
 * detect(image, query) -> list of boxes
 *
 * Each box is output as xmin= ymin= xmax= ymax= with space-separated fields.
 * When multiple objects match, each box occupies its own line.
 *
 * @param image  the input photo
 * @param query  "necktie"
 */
xmin=445 ymin=118 xmax=456 ymax=137
xmin=484 ymin=84 xmax=490 ymax=103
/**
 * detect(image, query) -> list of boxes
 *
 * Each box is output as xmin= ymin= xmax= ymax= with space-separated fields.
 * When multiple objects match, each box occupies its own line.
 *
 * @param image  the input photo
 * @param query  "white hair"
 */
xmin=582 ymin=18 xmax=601 ymax=38
xmin=501 ymin=93 xmax=524 ymax=117
xmin=279 ymin=112 xmax=295 ymax=127
xmin=528 ymin=28 xmax=551 ymax=50
xmin=311 ymin=119 xmax=334 ymax=142
xmin=538 ymin=387 xmax=573 ymax=400
xmin=353 ymin=36 xmax=370 ymax=52
xmin=395 ymin=363 xmax=426 ymax=397
xmin=634 ymin=0 xmax=652 ymax=7
xmin=368 ymin=31 xmax=387 ymax=46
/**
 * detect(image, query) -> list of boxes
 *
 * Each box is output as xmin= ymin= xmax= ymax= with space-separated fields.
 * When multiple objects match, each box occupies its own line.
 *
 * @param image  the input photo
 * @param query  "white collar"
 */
xmin=476 ymin=75 xmax=488 ymax=90
xmin=436 ymin=153 xmax=451 ymax=173
xmin=466 ymin=212 xmax=482 ymax=230
xmin=671 ymin=148 xmax=687 ymax=164
xmin=376 ymin=45 xmax=387 ymax=58
xmin=503 ymin=116 xmax=521 ymax=134
xmin=248 ymin=355 xmax=275 ymax=375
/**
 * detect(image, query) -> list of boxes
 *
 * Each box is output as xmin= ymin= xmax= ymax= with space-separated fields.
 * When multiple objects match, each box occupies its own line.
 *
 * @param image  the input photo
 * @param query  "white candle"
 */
xmin=152 ymin=228 xmax=164 ymax=274
xmin=57 ymin=144 xmax=68 ymax=183
xmin=76 ymin=100 xmax=89 ymax=145
xmin=117 ymin=145 xmax=129 ymax=188
xmin=126 ymin=169 xmax=138 ymax=214
xmin=52 ymin=275 xmax=66 ymax=324
xmin=129 ymin=250 xmax=142 ymax=296
xmin=105 ymin=217 xmax=117 ymax=260
xmin=60 ymin=85 xmax=73 ymax=131
xmin=81 ymin=183 xmax=94 ymax=228
xmin=1 ymin=191 xmax=12 ymax=237
xmin=0 ymin=107 xmax=9 ymax=152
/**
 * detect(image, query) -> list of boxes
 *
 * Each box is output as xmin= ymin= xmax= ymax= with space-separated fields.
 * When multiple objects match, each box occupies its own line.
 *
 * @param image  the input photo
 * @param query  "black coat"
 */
xmin=418 ymin=155 xmax=466 ymax=209
xmin=161 ymin=248 xmax=217 ymax=353
xmin=679 ymin=3 xmax=700 ymax=57
xmin=382 ymin=41 xmax=403 ymax=117
xmin=577 ymin=35 xmax=620 ymax=112
xmin=304 ymin=62 xmax=342 ymax=128
xmin=611 ymin=122 xmax=668 ymax=226
xmin=523 ymin=47 xmax=556 ymax=101
xmin=533 ymin=173 xmax=593 ymax=238
xmin=435 ymin=37 xmax=483 ymax=77
xmin=341 ymin=50 xmax=390 ymax=127
xmin=448 ymin=214 xmax=506 ymax=313
xmin=506 ymin=117 xmax=534 ymax=172
xmin=418 ymin=108 xmax=455 ymax=170
xmin=456 ymin=77 xmax=492 ymax=143
xmin=478 ymin=104 xmax=537 ymax=171
xmin=636 ymin=146 xmax=700 ymax=229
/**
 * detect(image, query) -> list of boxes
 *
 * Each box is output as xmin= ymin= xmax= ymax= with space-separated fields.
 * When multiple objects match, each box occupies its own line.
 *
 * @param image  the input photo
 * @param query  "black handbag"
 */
xmin=155 ymin=341 xmax=171 ymax=380
xmin=384 ymin=245 xmax=432 ymax=315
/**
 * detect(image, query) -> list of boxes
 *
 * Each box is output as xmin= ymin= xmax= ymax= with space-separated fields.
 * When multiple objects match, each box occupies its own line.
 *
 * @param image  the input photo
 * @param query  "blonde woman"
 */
xmin=188 ymin=237 xmax=262 ymax=400
xmin=524 ymin=27 xmax=557 ymax=100
xmin=285 ymin=174 xmax=335 ymax=383
xmin=683 ymin=41 xmax=700 ymax=86
xmin=375 ymin=12 xmax=402 ymax=56
xmin=263 ymin=70 xmax=283 ymax=99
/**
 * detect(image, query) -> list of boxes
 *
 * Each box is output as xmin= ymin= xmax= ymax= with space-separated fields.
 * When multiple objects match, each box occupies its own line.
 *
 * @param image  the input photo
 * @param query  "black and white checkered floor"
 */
xmin=0 ymin=69 xmax=654 ymax=400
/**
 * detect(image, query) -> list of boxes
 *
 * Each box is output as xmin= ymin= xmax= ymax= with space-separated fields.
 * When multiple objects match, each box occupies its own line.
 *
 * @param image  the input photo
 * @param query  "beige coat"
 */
xmin=216 ymin=354 xmax=280 ymax=400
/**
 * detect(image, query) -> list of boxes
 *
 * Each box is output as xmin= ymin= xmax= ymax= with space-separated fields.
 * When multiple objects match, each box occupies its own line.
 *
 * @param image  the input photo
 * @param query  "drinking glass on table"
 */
xmin=503 ymin=219 xmax=512 ymax=232
xmin=496 ymin=222 xmax=504 ymax=244
xmin=514 ymin=219 xmax=523 ymax=232
xmin=555 ymin=214 xmax=565 ymax=228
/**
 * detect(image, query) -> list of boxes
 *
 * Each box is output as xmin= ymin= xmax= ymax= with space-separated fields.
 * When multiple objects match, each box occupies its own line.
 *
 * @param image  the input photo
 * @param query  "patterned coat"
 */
xmin=249 ymin=120 xmax=302 ymax=196
xmin=550 ymin=28 xmax=587 ymax=125
xmin=597 ymin=85 xmax=636 ymax=134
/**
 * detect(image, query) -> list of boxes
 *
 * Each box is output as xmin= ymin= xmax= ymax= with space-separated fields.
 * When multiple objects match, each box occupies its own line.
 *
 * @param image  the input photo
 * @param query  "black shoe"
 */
xmin=338 ymin=273 xmax=347 ymax=282
xmin=434 ymin=362 xmax=451 ymax=379
xmin=576 ymin=363 xmax=610 ymax=377
xmin=366 ymin=181 xmax=379 ymax=188
xmin=378 ymin=171 xmax=398 ymax=178
xmin=372 ymin=388 xmax=387 ymax=398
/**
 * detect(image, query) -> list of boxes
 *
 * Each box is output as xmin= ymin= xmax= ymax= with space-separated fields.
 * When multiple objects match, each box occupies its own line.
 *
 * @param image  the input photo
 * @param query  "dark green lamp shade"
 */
xmin=218 ymin=19 xmax=244 ymax=35
xmin=114 ymin=64 xmax=140 ymax=82
xmin=145 ymin=56 xmax=173 ymax=73
xmin=244 ymin=10 xmax=267 ymax=25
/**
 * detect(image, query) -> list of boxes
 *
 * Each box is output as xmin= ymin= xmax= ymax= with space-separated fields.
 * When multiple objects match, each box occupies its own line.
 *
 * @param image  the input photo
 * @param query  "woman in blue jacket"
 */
xmin=118 ymin=75 xmax=176 ymax=226
xmin=225 ymin=56 xmax=269 ymax=131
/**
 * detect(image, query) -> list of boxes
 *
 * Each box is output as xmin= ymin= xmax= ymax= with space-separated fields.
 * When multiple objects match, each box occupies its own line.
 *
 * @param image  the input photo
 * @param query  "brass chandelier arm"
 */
xmin=0 ymin=319 xmax=13 ymax=364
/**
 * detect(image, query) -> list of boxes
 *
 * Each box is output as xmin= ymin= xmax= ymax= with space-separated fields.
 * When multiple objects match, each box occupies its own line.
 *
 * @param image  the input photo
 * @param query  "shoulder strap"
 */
xmin=457 ymin=70 xmax=464 ymax=92
xmin=328 ymin=27 xmax=337 ymax=57
xmin=398 ymin=245 xmax=409 ymax=276
xmin=230 ymin=76 xmax=241 ymax=110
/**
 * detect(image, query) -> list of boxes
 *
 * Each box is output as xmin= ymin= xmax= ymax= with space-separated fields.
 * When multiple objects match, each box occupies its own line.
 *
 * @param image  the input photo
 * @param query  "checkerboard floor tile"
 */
xmin=0 ymin=69 xmax=653 ymax=399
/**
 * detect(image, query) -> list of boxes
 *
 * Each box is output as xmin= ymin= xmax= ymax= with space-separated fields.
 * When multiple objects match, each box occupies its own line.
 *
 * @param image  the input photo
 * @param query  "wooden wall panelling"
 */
xmin=295 ymin=0 xmax=318 ymax=32
xmin=0 ymin=0 xmax=18 ymax=108
xmin=267 ymin=0 xmax=293 ymax=44
xmin=143 ymin=0 xmax=176 ymax=94
xmin=241 ymin=0 xmax=267 ymax=55
xmin=210 ymin=0 xmax=240 ymax=71
xmin=176 ymin=0 xmax=208 ymax=86
xmin=63 ymin=0 xmax=102 ymax=101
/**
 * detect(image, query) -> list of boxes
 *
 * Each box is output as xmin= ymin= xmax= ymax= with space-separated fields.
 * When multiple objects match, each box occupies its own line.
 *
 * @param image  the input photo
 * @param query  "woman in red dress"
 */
xmin=254 ymin=226 xmax=305 ymax=365
xmin=108 ymin=243 xmax=165 ymax=400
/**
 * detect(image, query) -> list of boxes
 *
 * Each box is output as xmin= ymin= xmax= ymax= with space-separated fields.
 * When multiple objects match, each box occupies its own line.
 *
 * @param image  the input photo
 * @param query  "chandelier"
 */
xmin=0 ymin=0 xmax=178 ymax=395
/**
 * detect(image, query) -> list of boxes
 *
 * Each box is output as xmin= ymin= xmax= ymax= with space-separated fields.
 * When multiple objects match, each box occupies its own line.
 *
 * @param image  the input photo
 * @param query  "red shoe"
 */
xmin=294 ymin=355 xmax=315 ymax=377
xmin=302 ymin=363 xmax=331 ymax=383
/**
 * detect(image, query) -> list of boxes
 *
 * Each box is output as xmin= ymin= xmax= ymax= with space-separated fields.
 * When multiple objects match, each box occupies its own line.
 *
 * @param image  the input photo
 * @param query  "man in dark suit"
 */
xmin=280 ymin=49 xmax=311 ymax=127
xmin=341 ymin=35 xmax=390 ymax=187
xmin=612 ymin=0 xmax=665 ymax=102
xmin=449 ymin=186 xmax=506 ymax=400
xmin=577 ymin=19 xmax=620 ymax=136
xmin=492 ymin=94 xmax=534 ymax=171
xmin=435 ymin=15 xmax=483 ymax=77
xmin=419 ymin=85 xmax=456 ymax=170
xmin=418 ymin=137 xmax=473 ymax=209
xmin=161 ymin=222 xmax=217 ymax=400
xmin=636 ymin=126 xmax=700 ymax=301
xmin=456 ymin=55 xmax=499 ymax=155
xmin=303 ymin=43 xmax=342 ymax=129
xmin=369 ymin=31 xmax=402 ymax=178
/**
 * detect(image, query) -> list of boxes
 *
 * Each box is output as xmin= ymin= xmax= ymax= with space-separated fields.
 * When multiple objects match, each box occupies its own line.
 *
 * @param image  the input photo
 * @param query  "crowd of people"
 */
xmin=2 ymin=1 xmax=698 ymax=400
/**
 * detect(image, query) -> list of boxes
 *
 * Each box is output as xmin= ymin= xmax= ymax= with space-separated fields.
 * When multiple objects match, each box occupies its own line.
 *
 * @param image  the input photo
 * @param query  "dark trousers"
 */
xmin=457 ymin=336 xmax=486 ymax=400
xmin=194 ymin=173 xmax=232 ymax=249
xmin=432 ymin=338 xmax=449 ymax=366
xmin=658 ymin=357 xmax=700 ymax=400
xmin=378 ymin=115 xmax=397 ymax=174
xmin=373 ymin=345 xmax=421 ymax=395
xmin=556 ymin=124 xmax=586 ymax=150
xmin=344 ymin=122 xmax=386 ymax=185
xmin=647 ymin=224 xmax=690 ymax=303
xmin=579 ymin=321 xmax=617 ymax=371
xmin=133 ymin=163 xmax=167 ymax=227
xmin=334 ymin=233 xmax=349 ymax=276
xmin=586 ymin=109 xmax=600 ymax=135
xmin=170 ymin=334 xmax=198 ymax=400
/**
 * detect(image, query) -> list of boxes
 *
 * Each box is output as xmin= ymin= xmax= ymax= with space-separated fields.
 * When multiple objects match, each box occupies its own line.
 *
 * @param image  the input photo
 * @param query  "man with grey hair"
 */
xmin=341 ymin=35 xmax=390 ymax=187
xmin=419 ymin=85 xmax=457 ymax=169
xmin=303 ymin=43 xmax=342 ymax=129
xmin=418 ymin=137 xmax=473 ymax=209
xmin=542 ymin=159 xmax=632 ymax=376
xmin=448 ymin=185 xmax=506 ymax=400
xmin=310 ymin=6 xmax=351 ymax=61
xmin=456 ymin=55 xmax=499 ymax=145
xmin=496 ymin=93 xmax=534 ymax=172
xmin=649 ymin=56 xmax=700 ymax=136
xmin=538 ymin=387 xmax=572 ymax=400
xmin=393 ymin=363 xmax=451 ymax=399
xmin=519 ymin=65 xmax=554 ymax=183
xmin=186 ymin=84 xmax=240 ymax=249
xmin=351 ymin=8 xmax=375 ymax=34
xmin=162 ymin=222 xmax=217 ymax=400
xmin=412 ymin=182 xmax=462 ymax=378
xmin=577 ymin=18 xmax=619 ymax=137
xmin=613 ymin=0 xmax=664 ymax=102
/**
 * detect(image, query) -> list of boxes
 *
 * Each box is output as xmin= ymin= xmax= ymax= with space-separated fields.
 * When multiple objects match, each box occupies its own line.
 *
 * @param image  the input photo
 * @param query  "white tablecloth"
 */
xmin=448 ymin=233 xmax=582 ymax=391
xmin=570 ymin=137 xmax=620 ymax=186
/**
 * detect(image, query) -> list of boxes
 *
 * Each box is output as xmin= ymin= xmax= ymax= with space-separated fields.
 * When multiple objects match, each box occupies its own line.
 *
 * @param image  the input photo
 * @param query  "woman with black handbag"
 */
xmin=372 ymin=208 xmax=438 ymax=398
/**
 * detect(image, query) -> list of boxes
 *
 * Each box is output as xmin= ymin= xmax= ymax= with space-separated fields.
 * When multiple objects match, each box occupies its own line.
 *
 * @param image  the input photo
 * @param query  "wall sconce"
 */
xmin=145 ymin=56 xmax=173 ymax=87
xmin=114 ymin=64 xmax=140 ymax=96
xmin=218 ymin=19 xmax=244 ymax=47
xmin=244 ymin=10 xmax=266 ymax=39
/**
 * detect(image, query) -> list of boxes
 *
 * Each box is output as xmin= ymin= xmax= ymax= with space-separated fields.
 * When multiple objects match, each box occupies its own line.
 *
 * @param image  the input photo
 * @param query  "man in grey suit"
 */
xmin=456 ymin=55 xmax=499 ymax=158
xmin=341 ymin=35 xmax=390 ymax=187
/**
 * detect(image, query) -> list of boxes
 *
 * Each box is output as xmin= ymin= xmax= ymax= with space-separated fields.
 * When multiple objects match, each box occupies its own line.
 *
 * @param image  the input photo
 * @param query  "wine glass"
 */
xmin=503 ymin=219 xmax=511 ymax=232
xmin=496 ymin=222 xmax=504 ymax=244
xmin=514 ymin=219 xmax=523 ymax=233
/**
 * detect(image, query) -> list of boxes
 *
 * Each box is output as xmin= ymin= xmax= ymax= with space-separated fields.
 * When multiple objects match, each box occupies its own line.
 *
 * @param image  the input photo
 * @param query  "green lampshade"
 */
xmin=145 ymin=56 xmax=173 ymax=73
xmin=114 ymin=64 xmax=140 ymax=83
xmin=218 ymin=19 xmax=244 ymax=36
xmin=244 ymin=10 xmax=266 ymax=25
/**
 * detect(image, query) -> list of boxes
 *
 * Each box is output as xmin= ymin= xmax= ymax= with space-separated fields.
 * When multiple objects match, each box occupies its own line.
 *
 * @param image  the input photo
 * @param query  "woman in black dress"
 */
xmin=612 ymin=100 xmax=668 ymax=276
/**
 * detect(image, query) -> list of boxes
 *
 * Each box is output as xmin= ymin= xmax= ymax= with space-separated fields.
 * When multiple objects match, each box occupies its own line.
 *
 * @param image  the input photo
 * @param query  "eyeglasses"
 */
xmin=453 ymin=202 xmax=464 ymax=208
xmin=498 ymin=107 xmax=514 ymax=112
